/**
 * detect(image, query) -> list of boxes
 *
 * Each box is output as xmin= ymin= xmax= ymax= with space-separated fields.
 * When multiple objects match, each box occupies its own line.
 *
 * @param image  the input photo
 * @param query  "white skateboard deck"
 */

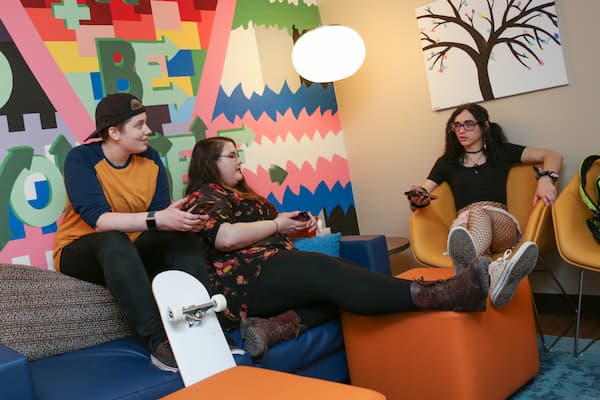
xmin=152 ymin=270 xmax=235 ymax=386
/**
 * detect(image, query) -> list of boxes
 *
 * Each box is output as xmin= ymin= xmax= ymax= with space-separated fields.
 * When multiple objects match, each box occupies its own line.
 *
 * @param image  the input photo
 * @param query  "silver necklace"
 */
xmin=465 ymin=153 xmax=485 ymax=174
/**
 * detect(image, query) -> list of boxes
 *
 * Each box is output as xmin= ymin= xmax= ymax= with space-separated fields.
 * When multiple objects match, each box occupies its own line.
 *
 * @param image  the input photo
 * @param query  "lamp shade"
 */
xmin=292 ymin=25 xmax=365 ymax=83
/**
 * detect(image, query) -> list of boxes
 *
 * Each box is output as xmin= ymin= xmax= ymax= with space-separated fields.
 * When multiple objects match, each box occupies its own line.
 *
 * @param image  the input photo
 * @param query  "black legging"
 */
xmin=246 ymin=249 xmax=417 ymax=328
xmin=59 ymin=230 xmax=211 ymax=349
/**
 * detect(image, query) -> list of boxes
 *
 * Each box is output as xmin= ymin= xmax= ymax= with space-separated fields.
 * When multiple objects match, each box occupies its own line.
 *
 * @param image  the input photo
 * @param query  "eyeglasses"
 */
xmin=218 ymin=152 xmax=240 ymax=160
xmin=450 ymin=120 xmax=479 ymax=132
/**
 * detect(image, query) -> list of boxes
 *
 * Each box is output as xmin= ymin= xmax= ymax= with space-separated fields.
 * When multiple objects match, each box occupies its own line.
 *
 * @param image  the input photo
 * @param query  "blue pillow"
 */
xmin=292 ymin=233 xmax=342 ymax=257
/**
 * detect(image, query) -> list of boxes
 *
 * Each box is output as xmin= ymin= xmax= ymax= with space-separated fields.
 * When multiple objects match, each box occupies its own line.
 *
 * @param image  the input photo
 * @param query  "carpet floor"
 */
xmin=510 ymin=336 xmax=600 ymax=399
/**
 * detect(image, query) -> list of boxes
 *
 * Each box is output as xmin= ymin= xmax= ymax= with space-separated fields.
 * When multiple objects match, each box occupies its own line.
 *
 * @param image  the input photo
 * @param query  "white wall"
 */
xmin=318 ymin=0 xmax=600 ymax=294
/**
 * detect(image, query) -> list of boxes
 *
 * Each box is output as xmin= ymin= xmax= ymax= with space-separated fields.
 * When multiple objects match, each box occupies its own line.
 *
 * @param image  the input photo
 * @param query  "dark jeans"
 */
xmin=246 ymin=249 xmax=416 ymax=328
xmin=60 ymin=230 xmax=211 ymax=349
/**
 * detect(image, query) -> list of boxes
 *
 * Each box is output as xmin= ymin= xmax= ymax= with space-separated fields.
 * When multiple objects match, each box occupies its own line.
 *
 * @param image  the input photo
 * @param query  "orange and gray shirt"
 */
xmin=53 ymin=142 xmax=170 ymax=271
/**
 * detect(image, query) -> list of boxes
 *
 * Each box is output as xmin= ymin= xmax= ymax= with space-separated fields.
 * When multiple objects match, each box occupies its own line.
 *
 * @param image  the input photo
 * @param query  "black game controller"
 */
xmin=404 ymin=190 xmax=437 ymax=199
xmin=182 ymin=193 xmax=215 ymax=214
xmin=291 ymin=211 xmax=311 ymax=221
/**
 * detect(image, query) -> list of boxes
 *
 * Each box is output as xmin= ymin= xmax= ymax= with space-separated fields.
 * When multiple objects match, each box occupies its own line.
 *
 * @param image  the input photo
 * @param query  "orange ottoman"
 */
xmin=162 ymin=366 xmax=386 ymax=399
xmin=341 ymin=267 xmax=539 ymax=400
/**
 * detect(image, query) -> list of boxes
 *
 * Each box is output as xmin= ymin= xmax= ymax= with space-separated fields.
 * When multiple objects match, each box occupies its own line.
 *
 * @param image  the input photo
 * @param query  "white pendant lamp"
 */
xmin=292 ymin=25 xmax=366 ymax=83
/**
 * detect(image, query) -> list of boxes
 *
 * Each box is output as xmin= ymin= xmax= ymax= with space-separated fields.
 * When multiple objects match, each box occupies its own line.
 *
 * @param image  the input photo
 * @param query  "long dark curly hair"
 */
xmin=442 ymin=103 xmax=508 ymax=166
xmin=185 ymin=137 xmax=276 ymax=213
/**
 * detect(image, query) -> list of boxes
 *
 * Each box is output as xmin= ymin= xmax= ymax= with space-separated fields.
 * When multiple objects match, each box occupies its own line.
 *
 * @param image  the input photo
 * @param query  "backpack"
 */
xmin=579 ymin=154 xmax=600 ymax=244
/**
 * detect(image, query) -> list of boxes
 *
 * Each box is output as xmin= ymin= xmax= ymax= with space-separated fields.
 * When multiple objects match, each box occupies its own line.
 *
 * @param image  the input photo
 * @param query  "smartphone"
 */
xmin=291 ymin=211 xmax=311 ymax=221
xmin=404 ymin=190 xmax=437 ymax=199
xmin=189 ymin=201 xmax=215 ymax=215
xmin=182 ymin=195 xmax=215 ymax=214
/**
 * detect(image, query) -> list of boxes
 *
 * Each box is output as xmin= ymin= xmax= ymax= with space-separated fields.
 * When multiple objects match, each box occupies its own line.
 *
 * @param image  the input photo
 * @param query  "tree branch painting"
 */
xmin=416 ymin=0 xmax=568 ymax=110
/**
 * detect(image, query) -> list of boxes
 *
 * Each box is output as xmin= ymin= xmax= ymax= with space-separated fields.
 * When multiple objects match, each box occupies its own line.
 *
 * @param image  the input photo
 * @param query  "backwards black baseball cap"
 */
xmin=85 ymin=93 xmax=146 ymax=141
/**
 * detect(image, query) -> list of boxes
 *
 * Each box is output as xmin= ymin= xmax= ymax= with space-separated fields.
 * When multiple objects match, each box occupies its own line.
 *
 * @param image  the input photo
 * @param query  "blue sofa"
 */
xmin=0 ymin=235 xmax=391 ymax=400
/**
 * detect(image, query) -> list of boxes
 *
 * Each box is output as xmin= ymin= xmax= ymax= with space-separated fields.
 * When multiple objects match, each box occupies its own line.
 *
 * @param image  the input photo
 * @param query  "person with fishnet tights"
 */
xmin=407 ymin=103 xmax=562 ymax=308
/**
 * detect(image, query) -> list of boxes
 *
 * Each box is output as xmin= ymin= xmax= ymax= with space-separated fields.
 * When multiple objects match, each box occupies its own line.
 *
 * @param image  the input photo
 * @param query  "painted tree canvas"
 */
xmin=416 ymin=0 xmax=568 ymax=110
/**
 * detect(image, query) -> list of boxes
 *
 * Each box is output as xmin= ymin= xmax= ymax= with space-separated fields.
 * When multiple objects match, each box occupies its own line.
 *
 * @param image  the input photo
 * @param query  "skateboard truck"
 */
xmin=168 ymin=294 xmax=227 ymax=327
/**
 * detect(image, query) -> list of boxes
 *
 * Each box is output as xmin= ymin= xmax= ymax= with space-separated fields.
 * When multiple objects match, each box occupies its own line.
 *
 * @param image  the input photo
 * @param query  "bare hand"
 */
xmin=406 ymin=185 xmax=435 ymax=209
xmin=274 ymin=211 xmax=315 ymax=235
xmin=533 ymin=178 xmax=558 ymax=206
xmin=157 ymin=198 xmax=209 ymax=232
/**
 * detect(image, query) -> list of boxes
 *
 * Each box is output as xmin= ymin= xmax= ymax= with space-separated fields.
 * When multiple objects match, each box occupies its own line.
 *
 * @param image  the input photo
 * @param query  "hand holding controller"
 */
xmin=291 ymin=211 xmax=311 ymax=221
xmin=182 ymin=193 xmax=215 ymax=214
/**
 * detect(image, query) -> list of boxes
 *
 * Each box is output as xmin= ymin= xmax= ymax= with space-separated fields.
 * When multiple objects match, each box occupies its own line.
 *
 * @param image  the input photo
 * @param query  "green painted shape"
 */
xmin=65 ymin=72 xmax=97 ymax=118
xmin=131 ymin=37 xmax=187 ymax=108
xmin=0 ymin=147 xmax=34 ymax=249
xmin=218 ymin=125 xmax=255 ymax=147
xmin=52 ymin=0 xmax=91 ymax=30
xmin=153 ymin=134 xmax=197 ymax=199
xmin=189 ymin=116 xmax=207 ymax=142
xmin=232 ymin=0 xmax=321 ymax=35
xmin=48 ymin=135 xmax=73 ymax=175
xmin=11 ymin=155 xmax=67 ymax=228
xmin=94 ymin=0 xmax=139 ymax=4
xmin=190 ymin=49 xmax=207 ymax=96
xmin=149 ymin=133 xmax=173 ymax=155
xmin=268 ymin=164 xmax=288 ymax=185
xmin=0 ymin=51 xmax=13 ymax=108
xmin=149 ymin=134 xmax=174 ymax=195
xmin=96 ymin=38 xmax=143 ymax=98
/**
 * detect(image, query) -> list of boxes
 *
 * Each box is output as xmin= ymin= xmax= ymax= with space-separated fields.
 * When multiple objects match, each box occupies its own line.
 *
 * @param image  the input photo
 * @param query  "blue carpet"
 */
xmin=510 ymin=336 xmax=600 ymax=399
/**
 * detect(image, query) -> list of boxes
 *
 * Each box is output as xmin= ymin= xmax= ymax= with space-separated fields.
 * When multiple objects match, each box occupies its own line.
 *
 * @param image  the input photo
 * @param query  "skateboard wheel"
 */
xmin=211 ymin=294 xmax=227 ymax=312
xmin=168 ymin=305 xmax=184 ymax=323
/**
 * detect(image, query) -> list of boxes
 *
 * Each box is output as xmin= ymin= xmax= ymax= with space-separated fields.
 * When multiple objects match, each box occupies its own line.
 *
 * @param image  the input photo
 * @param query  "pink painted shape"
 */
xmin=0 ymin=225 xmax=54 ymax=269
xmin=76 ymin=25 xmax=116 ymax=57
xmin=193 ymin=0 xmax=237 ymax=133
xmin=244 ymin=154 xmax=351 ymax=203
xmin=4 ymin=0 xmax=94 ymax=143
xmin=209 ymin=108 xmax=342 ymax=144
xmin=151 ymin=0 xmax=182 ymax=31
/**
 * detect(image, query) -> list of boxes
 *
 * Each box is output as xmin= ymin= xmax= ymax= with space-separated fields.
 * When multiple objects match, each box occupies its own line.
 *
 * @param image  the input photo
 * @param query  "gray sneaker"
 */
xmin=489 ymin=242 xmax=538 ymax=308
xmin=150 ymin=340 xmax=178 ymax=372
xmin=448 ymin=226 xmax=477 ymax=274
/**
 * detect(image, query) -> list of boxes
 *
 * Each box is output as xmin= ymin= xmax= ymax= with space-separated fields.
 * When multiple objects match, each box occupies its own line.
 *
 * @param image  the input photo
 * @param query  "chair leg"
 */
xmin=531 ymin=259 xmax=577 ymax=352
xmin=574 ymin=269 xmax=598 ymax=357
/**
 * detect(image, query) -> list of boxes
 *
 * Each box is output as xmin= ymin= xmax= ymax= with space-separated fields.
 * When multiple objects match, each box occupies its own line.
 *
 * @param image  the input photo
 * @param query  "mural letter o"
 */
xmin=0 ymin=51 xmax=13 ymax=108
xmin=10 ymin=155 xmax=67 ymax=227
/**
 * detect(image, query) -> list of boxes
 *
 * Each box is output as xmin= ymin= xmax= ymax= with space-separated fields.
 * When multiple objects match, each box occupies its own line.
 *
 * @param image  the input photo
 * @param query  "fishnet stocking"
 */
xmin=457 ymin=208 xmax=519 ymax=256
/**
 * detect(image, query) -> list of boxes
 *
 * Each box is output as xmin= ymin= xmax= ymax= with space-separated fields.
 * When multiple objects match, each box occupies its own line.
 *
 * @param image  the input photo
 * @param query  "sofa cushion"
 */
xmin=0 ymin=264 xmax=133 ymax=360
xmin=30 ymin=336 xmax=183 ymax=400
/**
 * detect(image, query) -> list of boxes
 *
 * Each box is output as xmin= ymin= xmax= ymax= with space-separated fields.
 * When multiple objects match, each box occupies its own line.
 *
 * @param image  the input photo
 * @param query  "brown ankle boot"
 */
xmin=410 ymin=257 xmax=490 ymax=312
xmin=240 ymin=310 xmax=306 ymax=358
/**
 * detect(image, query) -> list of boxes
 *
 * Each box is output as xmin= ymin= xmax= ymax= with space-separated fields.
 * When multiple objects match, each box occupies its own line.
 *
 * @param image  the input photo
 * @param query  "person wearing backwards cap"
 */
xmin=53 ymin=92 xmax=209 ymax=372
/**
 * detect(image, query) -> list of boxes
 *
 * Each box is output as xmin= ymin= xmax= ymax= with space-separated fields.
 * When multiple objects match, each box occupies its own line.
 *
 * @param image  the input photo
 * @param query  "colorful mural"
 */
xmin=0 ymin=0 xmax=358 ymax=269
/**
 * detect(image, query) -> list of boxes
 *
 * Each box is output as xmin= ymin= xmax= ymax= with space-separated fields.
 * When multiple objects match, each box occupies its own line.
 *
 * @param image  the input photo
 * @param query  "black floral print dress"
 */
xmin=195 ymin=183 xmax=294 ymax=330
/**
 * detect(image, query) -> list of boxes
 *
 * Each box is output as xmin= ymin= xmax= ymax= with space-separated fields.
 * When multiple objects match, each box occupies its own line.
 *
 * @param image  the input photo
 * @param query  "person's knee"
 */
xmin=96 ymin=231 xmax=133 ymax=252
xmin=97 ymin=231 xmax=145 ymax=274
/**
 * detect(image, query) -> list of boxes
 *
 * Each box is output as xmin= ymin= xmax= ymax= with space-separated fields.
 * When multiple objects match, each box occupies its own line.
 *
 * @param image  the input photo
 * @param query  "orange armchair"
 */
xmin=409 ymin=163 xmax=553 ymax=268
xmin=552 ymin=157 xmax=600 ymax=356
xmin=409 ymin=163 xmax=567 ymax=350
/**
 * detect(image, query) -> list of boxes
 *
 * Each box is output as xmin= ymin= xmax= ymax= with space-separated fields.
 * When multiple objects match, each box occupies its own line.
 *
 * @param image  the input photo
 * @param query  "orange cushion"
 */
xmin=162 ymin=366 xmax=385 ymax=400
xmin=341 ymin=268 xmax=539 ymax=400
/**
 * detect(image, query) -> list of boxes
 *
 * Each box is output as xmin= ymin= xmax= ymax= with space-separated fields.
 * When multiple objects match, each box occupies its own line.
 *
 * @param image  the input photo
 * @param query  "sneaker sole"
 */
xmin=448 ymin=227 xmax=477 ymax=274
xmin=490 ymin=243 xmax=538 ymax=308
xmin=150 ymin=354 xmax=179 ymax=373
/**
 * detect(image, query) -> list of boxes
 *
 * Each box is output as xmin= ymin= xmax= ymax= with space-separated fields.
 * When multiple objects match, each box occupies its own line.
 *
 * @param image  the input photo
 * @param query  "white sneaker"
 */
xmin=448 ymin=226 xmax=477 ymax=274
xmin=489 ymin=242 xmax=539 ymax=308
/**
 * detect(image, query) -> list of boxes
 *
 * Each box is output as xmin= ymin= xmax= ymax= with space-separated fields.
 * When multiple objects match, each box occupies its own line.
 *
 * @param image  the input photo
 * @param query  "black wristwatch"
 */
xmin=533 ymin=166 xmax=559 ymax=183
xmin=146 ymin=211 xmax=157 ymax=230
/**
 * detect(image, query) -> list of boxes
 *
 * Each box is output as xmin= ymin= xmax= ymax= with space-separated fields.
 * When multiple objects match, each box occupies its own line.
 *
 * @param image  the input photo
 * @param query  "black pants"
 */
xmin=60 ymin=230 xmax=211 ymax=349
xmin=246 ymin=249 xmax=417 ymax=328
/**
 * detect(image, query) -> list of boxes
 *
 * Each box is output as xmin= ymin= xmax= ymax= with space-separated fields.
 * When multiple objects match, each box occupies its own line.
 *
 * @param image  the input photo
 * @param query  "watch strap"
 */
xmin=146 ymin=211 xmax=157 ymax=230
